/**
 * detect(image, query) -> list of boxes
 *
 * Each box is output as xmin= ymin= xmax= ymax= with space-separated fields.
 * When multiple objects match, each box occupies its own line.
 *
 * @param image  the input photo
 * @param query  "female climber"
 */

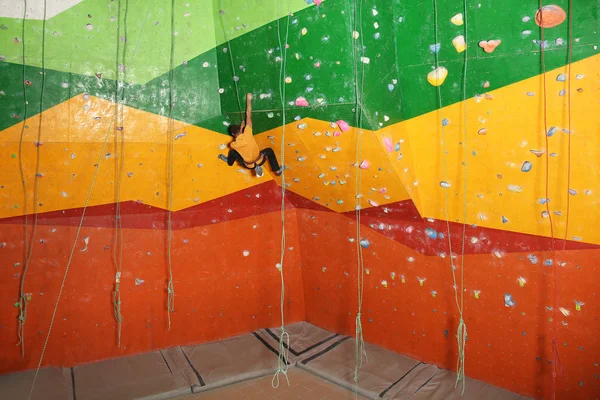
xmin=218 ymin=93 xmax=283 ymax=178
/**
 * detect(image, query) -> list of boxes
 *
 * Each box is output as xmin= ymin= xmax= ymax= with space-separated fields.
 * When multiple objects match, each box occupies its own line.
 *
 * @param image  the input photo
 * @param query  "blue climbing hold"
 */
xmin=521 ymin=161 xmax=532 ymax=172
xmin=425 ymin=228 xmax=437 ymax=239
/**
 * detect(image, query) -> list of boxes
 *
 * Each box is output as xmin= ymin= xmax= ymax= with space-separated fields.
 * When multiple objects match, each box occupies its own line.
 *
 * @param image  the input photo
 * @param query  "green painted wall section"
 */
xmin=1 ymin=0 xmax=598 ymax=135
xmin=0 ymin=0 xmax=313 ymax=85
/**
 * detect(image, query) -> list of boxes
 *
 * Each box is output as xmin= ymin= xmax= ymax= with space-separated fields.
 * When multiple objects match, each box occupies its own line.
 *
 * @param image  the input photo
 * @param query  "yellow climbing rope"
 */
xmin=271 ymin=0 xmax=292 ymax=389
xmin=352 ymin=0 xmax=368 ymax=397
xmin=16 ymin=0 xmax=46 ymax=358
xmin=433 ymin=0 xmax=469 ymax=393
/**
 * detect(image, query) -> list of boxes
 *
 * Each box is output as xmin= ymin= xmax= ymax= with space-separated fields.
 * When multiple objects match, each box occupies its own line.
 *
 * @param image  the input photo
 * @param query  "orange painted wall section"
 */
xmin=297 ymin=209 xmax=600 ymax=400
xmin=0 ymin=211 xmax=305 ymax=372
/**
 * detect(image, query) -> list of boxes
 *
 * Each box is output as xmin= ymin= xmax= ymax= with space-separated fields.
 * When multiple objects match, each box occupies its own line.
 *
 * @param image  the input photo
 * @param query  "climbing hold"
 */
xmin=521 ymin=161 xmax=532 ymax=172
xmin=451 ymin=13 xmax=464 ymax=26
xmin=360 ymin=57 xmax=371 ymax=64
xmin=427 ymin=67 xmax=448 ymax=87
xmin=352 ymin=31 xmax=360 ymax=39
xmin=502 ymin=216 xmax=509 ymax=224
xmin=530 ymin=149 xmax=545 ymax=157
xmin=135 ymin=278 xmax=145 ymax=286
xmin=429 ymin=43 xmax=441 ymax=54
xmin=381 ymin=280 xmax=388 ymax=288
xmin=301 ymin=27 xmax=308 ymax=35
xmin=295 ymin=97 xmax=309 ymax=107
xmin=425 ymin=228 xmax=437 ymax=239
xmin=243 ymin=250 xmax=250 ymax=257
xmin=535 ymin=5 xmax=566 ymax=28
xmin=314 ymin=61 xmax=321 ymax=68
xmin=507 ymin=184 xmax=523 ymax=193
xmin=383 ymin=137 xmax=393 ymax=152
xmin=314 ymin=0 xmax=323 ymax=5
xmin=478 ymin=40 xmax=502 ymax=53
xmin=527 ymin=254 xmax=538 ymax=265
xmin=557 ymin=73 xmax=567 ymax=82
xmin=359 ymin=160 xmax=370 ymax=169
xmin=174 ymin=132 xmax=187 ymax=140
xmin=336 ymin=120 xmax=350 ymax=132
xmin=285 ymin=77 xmax=292 ymax=83
xmin=298 ymin=123 xmax=307 ymax=129
xmin=359 ymin=239 xmax=370 ymax=248
xmin=452 ymin=35 xmax=466 ymax=52
xmin=504 ymin=293 xmax=517 ymax=307
xmin=547 ymin=126 xmax=557 ymax=137
xmin=439 ymin=181 xmax=451 ymax=188
xmin=368 ymin=200 xmax=379 ymax=207
xmin=518 ymin=277 xmax=527 ymax=287
xmin=478 ymin=128 xmax=487 ymax=135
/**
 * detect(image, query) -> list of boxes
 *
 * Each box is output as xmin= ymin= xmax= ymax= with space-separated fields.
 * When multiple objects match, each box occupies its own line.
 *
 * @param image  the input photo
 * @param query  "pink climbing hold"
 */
xmin=359 ymin=160 xmax=370 ymax=169
xmin=295 ymin=97 xmax=309 ymax=107
xmin=380 ymin=188 xmax=387 ymax=194
xmin=314 ymin=0 xmax=323 ymax=5
xmin=336 ymin=120 xmax=350 ymax=132
xmin=333 ymin=131 xmax=341 ymax=137
xmin=314 ymin=61 xmax=321 ymax=68
xmin=383 ymin=137 xmax=393 ymax=152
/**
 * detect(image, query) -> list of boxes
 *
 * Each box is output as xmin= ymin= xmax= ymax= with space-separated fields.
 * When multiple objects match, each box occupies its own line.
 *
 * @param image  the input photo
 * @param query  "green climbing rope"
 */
xmin=16 ymin=0 xmax=47 ymax=359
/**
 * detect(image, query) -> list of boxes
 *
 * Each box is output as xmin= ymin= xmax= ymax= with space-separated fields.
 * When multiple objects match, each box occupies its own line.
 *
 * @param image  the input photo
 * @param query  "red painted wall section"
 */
xmin=0 ymin=210 xmax=305 ymax=373
xmin=296 ymin=209 xmax=600 ymax=400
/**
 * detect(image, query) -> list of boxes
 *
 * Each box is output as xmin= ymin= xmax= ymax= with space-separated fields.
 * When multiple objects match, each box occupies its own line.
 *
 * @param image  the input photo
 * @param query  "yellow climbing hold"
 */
xmin=427 ymin=67 xmax=448 ymax=87
xmin=451 ymin=13 xmax=464 ymax=26
xmin=285 ymin=77 xmax=292 ymax=84
xmin=452 ymin=35 xmax=466 ymax=53
xmin=301 ymin=27 xmax=308 ymax=35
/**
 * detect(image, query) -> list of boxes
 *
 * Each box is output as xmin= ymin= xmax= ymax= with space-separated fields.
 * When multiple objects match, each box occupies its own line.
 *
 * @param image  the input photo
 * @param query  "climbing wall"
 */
xmin=0 ymin=1 xmax=599 ymax=399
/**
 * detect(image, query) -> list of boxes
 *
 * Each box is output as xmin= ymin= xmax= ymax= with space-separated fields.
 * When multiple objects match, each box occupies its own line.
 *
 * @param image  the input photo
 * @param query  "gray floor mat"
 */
xmin=408 ymin=369 xmax=531 ymax=400
xmin=255 ymin=321 xmax=345 ymax=365
xmin=0 ymin=367 xmax=74 ymax=400
xmin=297 ymin=336 xmax=439 ymax=399
xmin=73 ymin=347 xmax=198 ymax=400
xmin=181 ymin=332 xmax=284 ymax=393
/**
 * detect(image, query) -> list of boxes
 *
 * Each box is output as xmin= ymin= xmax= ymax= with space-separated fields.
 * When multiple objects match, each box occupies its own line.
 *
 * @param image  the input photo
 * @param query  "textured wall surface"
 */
xmin=0 ymin=1 xmax=599 ymax=399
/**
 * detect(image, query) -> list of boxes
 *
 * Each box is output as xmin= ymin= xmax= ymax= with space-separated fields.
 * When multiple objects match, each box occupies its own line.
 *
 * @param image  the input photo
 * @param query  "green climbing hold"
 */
xmin=11 ymin=154 xmax=17 ymax=158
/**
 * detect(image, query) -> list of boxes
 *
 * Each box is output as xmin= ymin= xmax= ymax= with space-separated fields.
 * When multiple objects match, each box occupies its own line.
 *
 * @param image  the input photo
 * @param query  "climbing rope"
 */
xmin=111 ymin=0 xmax=128 ymax=349
xmin=271 ymin=0 xmax=291 ymax=389
xmin=538 ymin=2 xmax=570 ymax=398
xmin=16 ymin=0 xmax=46 ymax=358
xmin=165 ymin=0 xmax=176 ymax=331
xmin=351 ymin=1 xmax=368 ymax=397
xmin=433 ymin=0 xmax=468 ymax=393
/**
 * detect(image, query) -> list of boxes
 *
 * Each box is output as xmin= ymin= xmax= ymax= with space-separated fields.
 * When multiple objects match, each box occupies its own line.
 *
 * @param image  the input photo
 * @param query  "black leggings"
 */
xmin=227 ymin=148 xmax=281 ymax=172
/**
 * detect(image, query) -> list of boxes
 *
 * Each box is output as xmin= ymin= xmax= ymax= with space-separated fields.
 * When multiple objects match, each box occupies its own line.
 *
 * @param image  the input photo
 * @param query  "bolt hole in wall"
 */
xmin=0 ymin=0 xmax=598 ymax=399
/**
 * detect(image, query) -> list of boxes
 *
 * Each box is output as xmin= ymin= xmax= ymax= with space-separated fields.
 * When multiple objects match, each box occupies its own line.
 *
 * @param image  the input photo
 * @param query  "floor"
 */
xmin=175 ymin=368 xmax=368 ymax=400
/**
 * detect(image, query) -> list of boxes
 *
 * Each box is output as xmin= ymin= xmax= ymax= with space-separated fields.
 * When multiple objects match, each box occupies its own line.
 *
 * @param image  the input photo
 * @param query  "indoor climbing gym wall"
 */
xmin=0 ymin=1 xmax=598 ymax=400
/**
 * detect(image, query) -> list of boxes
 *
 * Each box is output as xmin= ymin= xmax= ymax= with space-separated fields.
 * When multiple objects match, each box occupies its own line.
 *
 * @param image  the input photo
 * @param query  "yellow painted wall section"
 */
xmin=391 ymin=54 xmax=600 ymax=244
xmin=256 ymin=118 xmax=411 ymax=213
xmin=0 ymin=95 xmax=268 ymax=217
